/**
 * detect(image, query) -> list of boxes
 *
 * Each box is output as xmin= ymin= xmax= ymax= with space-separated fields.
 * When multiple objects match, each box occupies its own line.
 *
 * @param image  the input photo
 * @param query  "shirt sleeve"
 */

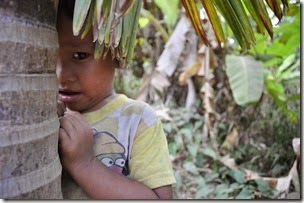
xmin=128 ymin=120 xmax=176 ymax=189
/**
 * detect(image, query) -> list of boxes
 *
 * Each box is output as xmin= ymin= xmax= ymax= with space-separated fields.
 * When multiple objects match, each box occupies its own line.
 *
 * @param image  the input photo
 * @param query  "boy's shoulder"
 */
xmin=115 ymin=95 xmax=159 ymax=127
xmin=121 ymin=96 xmax=157 ymax=116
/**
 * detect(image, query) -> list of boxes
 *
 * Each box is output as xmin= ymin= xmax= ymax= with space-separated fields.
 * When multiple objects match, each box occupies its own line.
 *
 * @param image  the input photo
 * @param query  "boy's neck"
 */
xmin=80 ymin=91 xmax=117 ymax=114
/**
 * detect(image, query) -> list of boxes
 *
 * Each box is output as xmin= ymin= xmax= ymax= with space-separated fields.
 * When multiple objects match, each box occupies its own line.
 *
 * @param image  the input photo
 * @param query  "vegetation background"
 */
xmin=0 ymin=0 xmax=301 ymax=199
xmin=113 ymin=0 xmax=301 ymax=199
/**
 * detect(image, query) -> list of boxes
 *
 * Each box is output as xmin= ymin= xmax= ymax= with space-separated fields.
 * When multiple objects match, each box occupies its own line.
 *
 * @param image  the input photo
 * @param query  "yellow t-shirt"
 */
xmin=61 ymin=94 xmax=176 ymax=199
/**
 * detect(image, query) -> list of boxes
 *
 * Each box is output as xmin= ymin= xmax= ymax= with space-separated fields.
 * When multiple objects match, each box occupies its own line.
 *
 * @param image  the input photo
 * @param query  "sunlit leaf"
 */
xmin=225 ymin=55 xmax=264 ymax=106
xmin=154 ymin=0 xmax=179 ymax=32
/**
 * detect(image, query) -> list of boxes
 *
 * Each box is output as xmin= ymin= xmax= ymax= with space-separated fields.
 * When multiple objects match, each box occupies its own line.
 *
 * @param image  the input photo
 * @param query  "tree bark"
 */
xmin=0 ymin=0 xmax=62 ymax=199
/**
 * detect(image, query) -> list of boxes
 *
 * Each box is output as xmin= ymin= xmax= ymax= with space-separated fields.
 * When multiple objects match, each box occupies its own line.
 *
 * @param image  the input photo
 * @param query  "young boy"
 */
xmin=56 ymin=0 xmax=176 ymax=199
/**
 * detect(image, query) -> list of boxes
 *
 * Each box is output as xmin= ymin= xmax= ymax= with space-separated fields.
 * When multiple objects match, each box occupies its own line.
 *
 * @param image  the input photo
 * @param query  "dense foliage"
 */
xmin=113 ymin=0 xmax=300 ymax=199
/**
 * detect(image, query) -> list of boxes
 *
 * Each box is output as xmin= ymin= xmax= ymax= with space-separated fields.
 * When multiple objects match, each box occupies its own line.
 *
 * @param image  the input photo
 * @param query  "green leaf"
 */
xmin=214 ymin=183 xmax=234 ymax=195
xmin=168 ymin=142 xmax=178 ymax=155
xmin=204 ymin=172 xmax=219 ymax=183
xmin=227 ymin=169 xmax=246 ymax=184
xmin=225 ymin=55 xmax=264 ymax=106
xmin=200 ymin=0 xmax=225 ymax=44
xmin=73 ymin=0 xmax=92 ymax=36
xmin=183 ymin=162 xmax=199 ymax=175
xmin=235 ymin=186 xmax=254 ymax=199
xmin=180 ymin=127 xmax=192 ymax=143
xmin=195 ymin=176 xmax=206 ymax=188
xmin=187 ymin=143 xmax=199 ymax=157
xmin=181 ymin=0 xmax=210 ymax=46
xmin=80 ymin=0 xmax=95 ymax=39
xmin=138 ymin=17 xmax=149 ymax=28
xmin=174 ymin=133 xmax=184 ymax=149
xmin=255 ymin=179 xmax=273 ymax=195
xmin=202 ymin=147 xmax=218 ymax=160
xmin=213 ymin=0 xmax=251 ymax=49
xmin=243 ymin=0 xmax=273 ymax=37
xmin=195 ymin=185 xmax=214 ymax=198
xmin=154 ymin=0 xmax=179 ymax=32
xmin=265 ymin=76 xmax=286 ymax=102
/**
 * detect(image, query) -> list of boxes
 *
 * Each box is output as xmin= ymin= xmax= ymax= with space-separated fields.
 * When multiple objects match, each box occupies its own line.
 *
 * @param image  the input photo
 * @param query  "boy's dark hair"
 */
xmin=57 ymin=0 xmax=75 ymax=20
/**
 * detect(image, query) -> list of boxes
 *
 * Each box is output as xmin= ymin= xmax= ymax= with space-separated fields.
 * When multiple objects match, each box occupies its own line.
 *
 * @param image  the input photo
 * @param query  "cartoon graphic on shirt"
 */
xmin=92 ymin=128 xmax=127 ymax=174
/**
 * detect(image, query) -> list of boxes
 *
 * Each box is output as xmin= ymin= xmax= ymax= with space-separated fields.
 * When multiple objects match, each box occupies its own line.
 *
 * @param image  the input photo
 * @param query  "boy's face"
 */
xmin=56 ymin=15 xmax=117 ymax=113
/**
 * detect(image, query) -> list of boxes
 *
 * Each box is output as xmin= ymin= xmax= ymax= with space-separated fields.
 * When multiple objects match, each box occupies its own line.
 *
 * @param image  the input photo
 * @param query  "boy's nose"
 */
xmin=56 ymin=58 xmax=76 ymax=84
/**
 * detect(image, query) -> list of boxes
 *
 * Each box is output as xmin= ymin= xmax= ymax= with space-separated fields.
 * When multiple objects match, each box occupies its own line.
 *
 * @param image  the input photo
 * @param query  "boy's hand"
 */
xmin=58 ymin=111 xmax=94 ymax=173
xmin=57 ymin=99 xmax=66 ymax=117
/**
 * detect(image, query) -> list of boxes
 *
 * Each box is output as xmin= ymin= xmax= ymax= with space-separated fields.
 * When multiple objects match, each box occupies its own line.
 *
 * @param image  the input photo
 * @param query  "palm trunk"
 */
xmin=0 ymin=0 xmax=62 ymax=199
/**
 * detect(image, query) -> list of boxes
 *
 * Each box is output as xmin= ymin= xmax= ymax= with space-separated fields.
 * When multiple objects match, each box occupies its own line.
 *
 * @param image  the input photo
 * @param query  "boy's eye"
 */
xmin=72 ymin=52 xmax=89 ymax=60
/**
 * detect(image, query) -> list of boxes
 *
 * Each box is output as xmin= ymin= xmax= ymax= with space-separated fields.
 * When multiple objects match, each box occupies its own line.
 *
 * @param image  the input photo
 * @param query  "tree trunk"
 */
xmin=0 ymin=0 xmax=62 ymax=199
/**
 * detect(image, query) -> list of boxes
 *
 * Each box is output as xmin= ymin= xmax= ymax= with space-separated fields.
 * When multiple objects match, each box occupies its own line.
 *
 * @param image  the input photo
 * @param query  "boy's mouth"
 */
xmin=59 ymin=90 xmax=79 ymax=96
xmin=58 ymin=90 xmax=80 ymax=102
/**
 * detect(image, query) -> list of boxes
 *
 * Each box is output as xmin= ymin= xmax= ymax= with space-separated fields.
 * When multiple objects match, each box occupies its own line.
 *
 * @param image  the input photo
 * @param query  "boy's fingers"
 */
xmin=64 ymin=111 xmax=91 ymax=133
xmin=58 ymin=127 xmax=70 ymax=146
xmin=59 ymin=114 xmax=78 ymax=135
xmin=57 ymin=99 xmax=66 ymax=117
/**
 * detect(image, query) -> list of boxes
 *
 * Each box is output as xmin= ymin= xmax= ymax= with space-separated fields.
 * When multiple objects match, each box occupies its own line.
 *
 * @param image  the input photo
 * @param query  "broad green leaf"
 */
xmin=73 ymin=0 xmax=92 ymax=36
xmin=195 ymin=185 xmax=214 ymax=198
xmin=227 ymin=169 xmax=246 ymax=183
xmin=225 ymin=55 xmax=264 ymax=106
xmin=180 ymin=128 xmax=192 ymax=143
xmin=183 ymin=162 xmax=199 ymax=175
xmin=235 ymin=187 xmax=254 ymax=199
xmin=154 ymin=0 xmax=179 ymax=32
xmin=277 ymin=54 xmax=296 ymax=74
xmin=286 ymin=93 xmax=300 ymax=101
xmin=174 ymin=133 xmax=183 ymax=149
xmin=168 ymin=142 xmax=178 ymax=155
xmin=265 ymin=76 xmax=286 ymax=101
xmin=266 ymin=38 xmax=298 ymax=57
xmin=202 ymin=147 xmax=218 ymax=160
xmin=255 ymin=179 xmax=273 ymax=195
xmin=187 ymin=143 xmax=199 ymax=157
xmin=204 ymin=172 xmax=219 ymax=182
xmin=214 ymin=183 xmax=234 ymax=195
xmin=195 ymin=176 xmax=206 ymax=188
xmin=173 ymin=171 xmax=182 ymax=189
xmin=250 ymin=33 xmax=268 ymax=55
